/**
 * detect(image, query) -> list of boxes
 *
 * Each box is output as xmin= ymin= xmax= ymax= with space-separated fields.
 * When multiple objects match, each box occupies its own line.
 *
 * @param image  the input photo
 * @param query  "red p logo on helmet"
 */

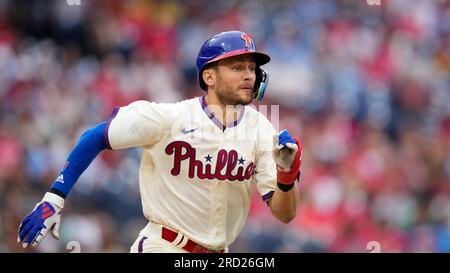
xmin=241 ymin=33 xmax=252 ymax=48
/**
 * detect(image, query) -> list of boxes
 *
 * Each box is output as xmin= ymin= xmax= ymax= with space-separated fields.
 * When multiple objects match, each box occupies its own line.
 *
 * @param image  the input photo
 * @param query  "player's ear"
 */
xmin=202 ymin=67 xmax=216 ymax=89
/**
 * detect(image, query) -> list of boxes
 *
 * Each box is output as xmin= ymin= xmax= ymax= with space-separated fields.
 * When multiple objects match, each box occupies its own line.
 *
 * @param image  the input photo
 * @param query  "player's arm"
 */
xmin=17 ymin=111 xmax=118 ymax=248
xmin=267 ymin=130 xmax=302 ymax=223
xmin=17 ymin=101 xmax=166 ymax=248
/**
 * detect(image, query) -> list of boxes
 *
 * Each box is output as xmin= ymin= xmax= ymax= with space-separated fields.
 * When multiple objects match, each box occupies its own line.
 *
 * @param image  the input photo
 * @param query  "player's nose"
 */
xmin=242 ymin=67 xmax=255 ymax=82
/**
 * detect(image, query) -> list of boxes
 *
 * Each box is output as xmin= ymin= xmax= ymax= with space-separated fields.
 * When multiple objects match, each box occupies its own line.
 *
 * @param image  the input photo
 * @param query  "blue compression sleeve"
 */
xmin=49 ymin=121 xmax=109 ymax=198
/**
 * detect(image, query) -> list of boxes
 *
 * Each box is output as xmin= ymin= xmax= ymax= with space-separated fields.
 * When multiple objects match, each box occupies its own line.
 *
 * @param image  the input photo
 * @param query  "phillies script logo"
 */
xmin=241 ymin=33 xmax=252 ymax=48
xmin=165 ymin=141 xmax=254 ymax=181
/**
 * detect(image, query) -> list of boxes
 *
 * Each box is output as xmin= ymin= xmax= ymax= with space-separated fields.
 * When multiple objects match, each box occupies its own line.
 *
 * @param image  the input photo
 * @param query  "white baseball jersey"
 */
xmin=106 ymin=96 xmax=277 ymax=250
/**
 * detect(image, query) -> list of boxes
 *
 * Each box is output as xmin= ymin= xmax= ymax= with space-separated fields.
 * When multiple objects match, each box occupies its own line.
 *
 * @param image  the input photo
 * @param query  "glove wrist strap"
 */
xmin=277 ymin=182 xmax=296 ymax=192
xmin=42 ymin=192 xmax=65 ymax=209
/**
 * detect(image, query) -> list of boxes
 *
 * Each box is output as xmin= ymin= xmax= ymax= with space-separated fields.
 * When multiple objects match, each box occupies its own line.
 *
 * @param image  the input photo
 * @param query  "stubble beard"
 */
xmin=216 ymin=79 xmax=253 ymax=107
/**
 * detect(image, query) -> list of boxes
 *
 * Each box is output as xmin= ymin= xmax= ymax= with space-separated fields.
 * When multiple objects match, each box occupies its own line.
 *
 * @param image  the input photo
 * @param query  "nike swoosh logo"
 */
xmin=181 ymin=127 xmax=198 ymax=134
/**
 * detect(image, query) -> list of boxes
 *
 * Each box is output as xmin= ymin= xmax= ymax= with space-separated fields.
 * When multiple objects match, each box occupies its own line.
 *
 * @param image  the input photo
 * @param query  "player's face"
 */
xmin=214 ymin=54 xmax=256 ymax=106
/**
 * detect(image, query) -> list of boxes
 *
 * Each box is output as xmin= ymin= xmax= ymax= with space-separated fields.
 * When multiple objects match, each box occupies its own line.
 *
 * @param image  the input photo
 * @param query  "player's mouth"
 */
xmin=239 ymin=84 xmax=253 ymax=92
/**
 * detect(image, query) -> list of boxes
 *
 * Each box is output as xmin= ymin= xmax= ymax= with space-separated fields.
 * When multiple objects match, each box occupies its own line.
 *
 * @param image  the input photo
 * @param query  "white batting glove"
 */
xmin=17 ymin=192 xmax=64 ymax=248
xmin=272 ymin=130 xmax=302 ymax=186
xmin=272 ymin=130 xmax=299 ymax=171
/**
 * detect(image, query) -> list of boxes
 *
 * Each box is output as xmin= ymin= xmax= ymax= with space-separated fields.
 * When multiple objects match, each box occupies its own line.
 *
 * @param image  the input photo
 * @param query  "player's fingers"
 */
xmin=51 ymin=220 xmax=60 ymax=240
xmin=18 ymin=219 xmax=34 ymax=243
xmin=272 ymin=134 xmax=283 ymax=150
xmin=285 ymin=142 xmax=298 ymax=153
xmin=18 ymin=218 xmax=30 ymax=233
xmin=32 ymin=227 xmax=48 ymax=247
xmin=272 ymin=134 xmax=278 ymax=146
xmin=17 ymin=218 xmax=29 ymax=242
xmin=22 ymin=226 xmax=41 ymax=248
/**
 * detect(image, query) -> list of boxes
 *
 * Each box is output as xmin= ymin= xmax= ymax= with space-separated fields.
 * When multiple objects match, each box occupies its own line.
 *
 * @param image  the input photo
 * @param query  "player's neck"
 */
xmin=204 ymin=94 xmax=242 ymax=126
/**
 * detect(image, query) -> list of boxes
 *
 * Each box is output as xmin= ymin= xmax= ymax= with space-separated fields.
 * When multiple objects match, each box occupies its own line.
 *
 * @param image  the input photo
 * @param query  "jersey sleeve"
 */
xmin=106 ymin=100 xmax=174 ymax=149
xmin=252 ymin=115 xmax=278 ymax=203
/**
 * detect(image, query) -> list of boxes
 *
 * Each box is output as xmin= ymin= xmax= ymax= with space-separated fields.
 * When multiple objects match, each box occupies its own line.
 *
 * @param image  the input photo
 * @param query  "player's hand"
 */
xmin=272 ymin=130 xmax=301 ymax=170
xmin=17 ymin=192 xmax=64 ymax=248
xmin=273 ymin=130 xmax=302 ymax=185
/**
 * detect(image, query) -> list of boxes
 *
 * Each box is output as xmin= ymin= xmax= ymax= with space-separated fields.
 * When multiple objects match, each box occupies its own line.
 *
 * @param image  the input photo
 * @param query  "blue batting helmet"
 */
xmin=196 ymin=31 xmax=271 ymax=101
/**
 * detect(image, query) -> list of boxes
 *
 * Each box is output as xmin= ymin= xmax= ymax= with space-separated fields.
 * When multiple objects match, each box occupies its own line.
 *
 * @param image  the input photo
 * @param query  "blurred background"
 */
xmin=1 ymin=0 xmax=450 ymax=253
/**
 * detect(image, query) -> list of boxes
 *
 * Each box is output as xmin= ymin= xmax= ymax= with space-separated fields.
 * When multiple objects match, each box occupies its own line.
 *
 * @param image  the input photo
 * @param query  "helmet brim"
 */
xmin=206 ymin=49 xmax=271 ymax=67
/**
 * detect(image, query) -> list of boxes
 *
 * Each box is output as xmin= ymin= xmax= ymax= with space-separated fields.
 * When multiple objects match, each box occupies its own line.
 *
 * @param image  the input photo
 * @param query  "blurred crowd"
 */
xmin=1 ymin=0 xmax=450 ymax=252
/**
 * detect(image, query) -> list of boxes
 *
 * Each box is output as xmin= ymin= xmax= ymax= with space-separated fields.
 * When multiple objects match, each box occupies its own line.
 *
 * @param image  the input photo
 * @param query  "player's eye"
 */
xmin=231 ymin=65 xmax=241 ymax=71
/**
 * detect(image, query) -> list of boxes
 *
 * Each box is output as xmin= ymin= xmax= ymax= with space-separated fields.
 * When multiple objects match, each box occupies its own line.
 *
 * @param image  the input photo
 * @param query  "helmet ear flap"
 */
xmin=253 ymin=68 xmax=269 ymax=101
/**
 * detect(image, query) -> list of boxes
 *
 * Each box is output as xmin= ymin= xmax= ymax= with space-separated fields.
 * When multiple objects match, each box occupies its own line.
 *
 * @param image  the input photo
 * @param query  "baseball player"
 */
xmin=17 ymin=30 xmax=302 ymax=253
